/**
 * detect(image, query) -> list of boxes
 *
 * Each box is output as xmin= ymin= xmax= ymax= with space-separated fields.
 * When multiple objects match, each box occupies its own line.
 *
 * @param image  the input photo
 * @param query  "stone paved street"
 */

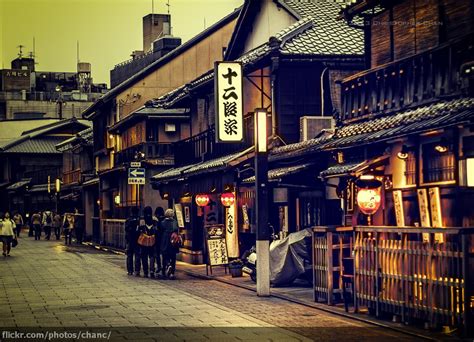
xmin=0 ymin=236 xmax=418 ymax=341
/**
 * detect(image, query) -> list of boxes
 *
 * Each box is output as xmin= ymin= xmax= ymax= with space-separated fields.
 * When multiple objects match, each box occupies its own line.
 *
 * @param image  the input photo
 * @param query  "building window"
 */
xmin=422 ymin=142 xmax=455 ymax=183
xmin=405 ymin=152 xmax=416 ymax=185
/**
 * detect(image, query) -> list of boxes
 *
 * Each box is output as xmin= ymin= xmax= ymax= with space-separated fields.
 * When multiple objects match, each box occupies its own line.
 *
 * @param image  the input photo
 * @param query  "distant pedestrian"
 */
xmin=137 ymin=206 xmax=157 ymax=278
xmin=53 ymin=213 xmax=62 ymax=240
xmin=1 ymin=212 xmax=16 ymax=257
xmin=27 ymin=213 xmax=34 ymax=237
xmin=63 ymin=213 xmax=74 ymax=245
xmin=42 ymin=210 xmax=53 ymax=240
xmin=153 ymin=207 xmax=165 ymax=274
xmin=13 ymin=212 xmax=23 ymax=237
xmin=124 ymin=207 xmax=141 ymax=276
xmin=160 ymin=208 xmax=181 ymax=280
xmin=32 ymin=212 xmax=42 ymax=240
xmin=73 ymin=209 xmax=84 ymax=244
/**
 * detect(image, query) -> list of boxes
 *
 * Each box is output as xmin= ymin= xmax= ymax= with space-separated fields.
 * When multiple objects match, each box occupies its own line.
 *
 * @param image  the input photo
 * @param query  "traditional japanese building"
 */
xmin=149 ymin=0 xmax=365 ymax=263
xmin=0 ymin=118 xmax=91 ymax=214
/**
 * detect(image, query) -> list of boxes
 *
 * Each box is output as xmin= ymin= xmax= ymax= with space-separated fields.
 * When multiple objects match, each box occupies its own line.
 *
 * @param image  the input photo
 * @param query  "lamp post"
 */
xmin=254 ymin=108 xmax=270 ymax=296
xmin=55 ymin=85 xmax=64 ymax=120
xmin=134 ymin=150 xmax=145 ymax=211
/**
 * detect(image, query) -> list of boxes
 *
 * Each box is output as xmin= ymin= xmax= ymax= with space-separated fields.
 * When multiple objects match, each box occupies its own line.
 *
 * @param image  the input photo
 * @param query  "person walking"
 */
xmin=27 ymin=213 xmax=34 ymax=237
xmin=73 ymin=209 xmax=84 ymax=244
xmin=13 ymin=212 xmax=23 ymax=238
xmin=153 ymin=207 xmax=165 ymax=275
xmin=42 ymin=210 xmax=53 ymax=240
xmin=137 ymin=206 xmax=157 ymax=278
xmin=1 ymin=212 xmax=16 ymax=257
xmin=63 ymin=213 xmax=74 ymax=245
xmin=160 ymin=208 xmax=180 ymax=280
xmin=124 ymin=207 xmax=141 ymax=276
xmin=53 ymin=212 xmax=62 ymax=240
xmin=32 ymin=212 xmax=42 ymax=240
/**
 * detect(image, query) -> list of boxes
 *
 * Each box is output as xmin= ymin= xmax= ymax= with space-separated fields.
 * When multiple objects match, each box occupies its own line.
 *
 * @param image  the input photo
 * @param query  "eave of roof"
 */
xmin=82 ymin=7 xmax=241 ymax=119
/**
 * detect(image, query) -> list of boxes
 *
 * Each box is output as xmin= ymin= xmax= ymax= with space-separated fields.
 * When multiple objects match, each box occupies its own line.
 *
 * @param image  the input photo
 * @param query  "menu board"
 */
xmin=205 ymin=224 xmax=229 ymax=266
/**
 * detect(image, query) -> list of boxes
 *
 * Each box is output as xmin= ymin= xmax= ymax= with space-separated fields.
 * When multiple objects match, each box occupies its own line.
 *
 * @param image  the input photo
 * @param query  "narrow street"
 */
xmin=0 ymin=235 xmax=418 ymax=341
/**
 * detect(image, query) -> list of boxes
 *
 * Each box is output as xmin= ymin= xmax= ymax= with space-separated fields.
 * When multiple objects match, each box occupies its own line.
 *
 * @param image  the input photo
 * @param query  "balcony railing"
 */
xmin=354 ymin=225 xmax=473 ymax=335
xmin=173 ymin=126 xmax=250 ymax=166
xmin=63 ymin=169 xmax=81 ymax=185
xmin=341 ymin=34 xmax=473 ymax=122
xmin=23 ymin=167 xmax=62 ymax=185
xmin=114 ymin=142 xmax=174 ymax=166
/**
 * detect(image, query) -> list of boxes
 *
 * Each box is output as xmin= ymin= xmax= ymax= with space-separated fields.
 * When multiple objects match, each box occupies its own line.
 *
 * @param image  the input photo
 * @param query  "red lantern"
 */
xmin=195 ymin=193 xmax=210 ymax=207
xmin=220 ymin=192 xmax=235 ymax=207
xmin=356 ymin=187 xmax=382 ymax=215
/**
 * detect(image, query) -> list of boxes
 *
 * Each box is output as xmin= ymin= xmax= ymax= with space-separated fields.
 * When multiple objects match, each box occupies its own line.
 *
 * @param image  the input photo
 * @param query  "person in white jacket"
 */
xmin=0 ymin=212 xmax=16 ymax=257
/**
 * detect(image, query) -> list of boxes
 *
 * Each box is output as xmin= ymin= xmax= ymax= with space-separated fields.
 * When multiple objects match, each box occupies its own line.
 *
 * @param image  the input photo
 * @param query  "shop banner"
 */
xmin=417 ymin=189 xmax=430 ymax=242
xmin=226 ymin=202 xmax=239 ymax=258
xmin=429 ymin=187 xmax=444 ymax=243
xmin=393 ymin=190 xmax=405 ymax=227
xmin=214 ymin=61 xmax=243 ymax=143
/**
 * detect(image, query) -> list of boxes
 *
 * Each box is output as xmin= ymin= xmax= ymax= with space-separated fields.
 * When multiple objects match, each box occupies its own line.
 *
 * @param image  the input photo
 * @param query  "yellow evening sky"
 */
xmin=0 ymin=0 xmax=242 ymax=86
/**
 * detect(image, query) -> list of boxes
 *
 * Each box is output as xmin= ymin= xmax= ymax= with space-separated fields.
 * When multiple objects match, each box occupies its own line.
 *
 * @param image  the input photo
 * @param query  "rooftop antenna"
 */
xmin=77 ymin=40 xmax=80 ymax=64
xmin=166 ymin=0 xmax=170 ymax=14
xmin=17 ymin=45 xmax=25 ymax=58
xmin=204 ymin=17 xmax=206 ymax=30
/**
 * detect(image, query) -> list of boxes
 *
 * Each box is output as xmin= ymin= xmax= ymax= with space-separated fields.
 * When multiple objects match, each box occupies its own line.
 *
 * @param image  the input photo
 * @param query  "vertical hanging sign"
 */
xmin=215 ymin=62 xmax=243 ymax=143
xmin=225 ymin=201 xmax=239 ymax=258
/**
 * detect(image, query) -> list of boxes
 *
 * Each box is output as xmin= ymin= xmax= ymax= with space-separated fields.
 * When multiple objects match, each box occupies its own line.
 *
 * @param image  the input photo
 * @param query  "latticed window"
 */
xmin=422 ymin=142 xmax=455 ymax=183
xmin=405 ymin=152 xmax=416 ymax=185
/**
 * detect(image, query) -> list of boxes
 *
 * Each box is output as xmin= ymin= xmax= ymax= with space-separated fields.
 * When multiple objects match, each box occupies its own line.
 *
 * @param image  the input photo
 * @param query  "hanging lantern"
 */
xmin=355 ymin=175 xmax=382 ymax=216
xmin=220 ymin=192 xmax=235 ymax=207
xmin=195 ymin=193 xmax=210 ymax=207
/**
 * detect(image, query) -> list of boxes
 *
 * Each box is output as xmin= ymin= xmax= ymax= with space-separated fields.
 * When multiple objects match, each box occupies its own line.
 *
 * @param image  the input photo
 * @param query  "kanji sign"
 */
xmin=128 ymin=168 xmax=145 ymax=185
xmin=215 ymin=62 xmax=243 ymax=143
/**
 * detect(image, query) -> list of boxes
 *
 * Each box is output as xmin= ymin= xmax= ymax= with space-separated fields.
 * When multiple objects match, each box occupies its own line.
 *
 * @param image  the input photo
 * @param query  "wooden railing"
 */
xmin=63 ymin=169 xmax=81 ymax=185
xmin=313 ymin=226 xmax=354 ymax=305
xmin=173 ymin=126 xmax=250 ymax=166
xmin=354 ymin=226 xmax=473 ymax=335
xmin=114 ymin=142 xmax=173 ymax=166
xmin=341 ymin=34 xmax=473 ymax=122
xmin=101 ymin=219 xmax=126 ymax=249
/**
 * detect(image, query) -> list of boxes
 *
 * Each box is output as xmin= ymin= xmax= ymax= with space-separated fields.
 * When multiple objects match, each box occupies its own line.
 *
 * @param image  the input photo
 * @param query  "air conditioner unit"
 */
xmin=299 ymin=116 xmax=334 ymax=142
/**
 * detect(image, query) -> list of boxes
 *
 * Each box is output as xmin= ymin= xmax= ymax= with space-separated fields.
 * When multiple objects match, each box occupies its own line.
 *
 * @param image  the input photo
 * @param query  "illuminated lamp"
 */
xmin=356 ymin=175 xmax=382 ymax=225
xmin=114 ymin=195 xmax=120 ymax=205
xmin=434 ymin=138 xmax=449 ymax=153
xmin=397 ymin=145 xmax=409 ymax=160
xmin=220 ymin=192 xmax=235 ymax=207
xmin=195 ymin=193 xmax=210 ymax=207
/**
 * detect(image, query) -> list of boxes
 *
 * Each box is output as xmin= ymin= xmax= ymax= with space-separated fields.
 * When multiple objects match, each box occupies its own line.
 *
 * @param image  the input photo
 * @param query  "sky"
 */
xmin=0 ymin=0 xmax=242 ymax=86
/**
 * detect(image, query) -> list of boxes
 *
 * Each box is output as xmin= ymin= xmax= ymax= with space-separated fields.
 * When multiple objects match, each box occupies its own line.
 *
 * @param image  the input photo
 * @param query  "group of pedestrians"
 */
xmin=28 ymin=209 xmax=83 ymax=244
xmin=125 ymin=206 xmax=182 ymax=280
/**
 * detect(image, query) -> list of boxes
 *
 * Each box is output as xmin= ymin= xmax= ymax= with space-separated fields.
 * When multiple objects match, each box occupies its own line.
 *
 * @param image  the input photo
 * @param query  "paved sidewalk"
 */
xmin=0 ymin=236 xmax=420 ymax=341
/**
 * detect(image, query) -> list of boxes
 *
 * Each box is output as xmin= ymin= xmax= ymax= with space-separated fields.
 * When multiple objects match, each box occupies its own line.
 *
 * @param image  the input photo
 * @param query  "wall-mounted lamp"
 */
xmin=397 ymin=145 xmax=409 ymax=160
xmin=114 ymin=194 xmax=120 ymax=205
xmin=434 ymin=138 xmax=449 ymax=153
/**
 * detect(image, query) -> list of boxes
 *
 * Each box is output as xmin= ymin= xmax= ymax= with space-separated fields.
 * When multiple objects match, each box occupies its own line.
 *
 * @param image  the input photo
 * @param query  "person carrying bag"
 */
xmin=137 ymin=206 xmax=157 ymax=278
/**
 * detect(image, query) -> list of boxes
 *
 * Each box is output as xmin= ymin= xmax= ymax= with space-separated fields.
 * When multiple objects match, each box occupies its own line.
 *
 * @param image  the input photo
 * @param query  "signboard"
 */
xmin=429 ymin=187 xmax=444 ymax=243
xmin=242 ymin=204 xmax=250 ymax=231
xmin=130 ymin=161 xmax=141 ymax=167
xmin=204 ymin=195 xmax=218 ymax=226
xmin=417 ymin=188 xmax=431 ymax=242
xmin=174 ymin=203 xmax=185 ymax=228
xmin=214 ymin=62 xmax=243 ymax=143
xmin=206 ymin=224 xmax=229 ymax=266
xmin=128 ymin=168 xmax=145 ymax=185
xmin=225 ymin=202 xmax=239 ymax=258
xmin=392 ymin=190 xmax=405 ymax=227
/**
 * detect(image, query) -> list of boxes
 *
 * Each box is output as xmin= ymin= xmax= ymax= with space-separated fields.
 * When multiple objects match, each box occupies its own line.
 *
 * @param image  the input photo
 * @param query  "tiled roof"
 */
xmin=270 ymin=134 xmax=333 ymax=161
xmin=324 ymin=98 xmax=474 ymax=149
xmin=56 ymin=127 xmax=93 ymax=152
xmin=242 ymin=163 xmax=314 ymax=183
xmin=6 ymin=179 xmax=31 ymax=191
xmin=279 ymin=0 xmax=364 ymax=55
xmin=152 ymin=148 xmax=253 ymax=182
xmin=319 ymin=161 xmax=365 ymax=178
xmin=4 ymin=137 xmax=65 ymax=154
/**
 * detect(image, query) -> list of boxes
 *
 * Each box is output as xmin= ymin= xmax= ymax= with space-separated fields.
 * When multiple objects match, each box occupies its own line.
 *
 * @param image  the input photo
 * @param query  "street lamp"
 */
xmin=55 ymin=178 xmax=61 ymax=213
xmin=55 ymin=85 xmax=64 ymax=120
xmin=254 ymin=108 xmax=270 ymax=296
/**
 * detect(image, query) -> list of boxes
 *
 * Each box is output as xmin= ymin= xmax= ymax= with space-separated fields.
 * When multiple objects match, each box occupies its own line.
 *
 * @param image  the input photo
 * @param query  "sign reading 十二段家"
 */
xmin=214 ymin=62 xmax=243 ymax=143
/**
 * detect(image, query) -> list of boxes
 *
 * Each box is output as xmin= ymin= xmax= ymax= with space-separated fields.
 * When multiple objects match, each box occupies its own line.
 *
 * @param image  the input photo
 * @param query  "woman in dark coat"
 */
xmin=138 ymin=206 xmax=158 ymax=278
xmin=153 ymin=207 xmax=165 ymax=275
xmin=160 ymin=209 xmax=179 ymax=279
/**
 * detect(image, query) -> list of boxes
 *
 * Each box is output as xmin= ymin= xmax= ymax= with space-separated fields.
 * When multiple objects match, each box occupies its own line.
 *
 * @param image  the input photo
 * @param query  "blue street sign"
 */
xmin=128 ymin=168 xmax=145 ymax=185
